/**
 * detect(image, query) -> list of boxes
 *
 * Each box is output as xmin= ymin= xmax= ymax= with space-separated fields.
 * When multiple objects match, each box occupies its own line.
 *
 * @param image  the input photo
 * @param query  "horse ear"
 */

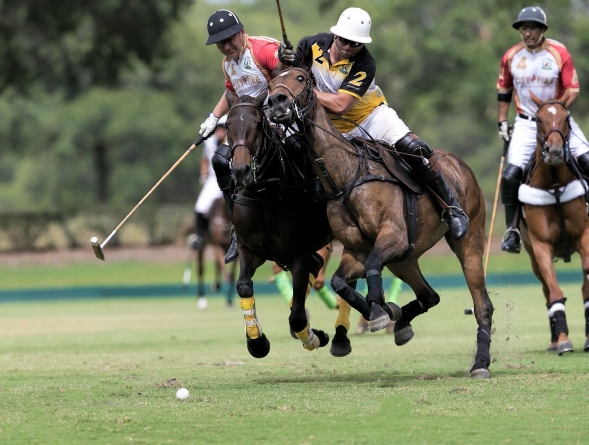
xmin=529 ymin=90 xmax=543 ymax=107
xmin=225 ymin=90 xmax=238 ymax=109
xmin=255 ymin=91 xmax=268 ymax=109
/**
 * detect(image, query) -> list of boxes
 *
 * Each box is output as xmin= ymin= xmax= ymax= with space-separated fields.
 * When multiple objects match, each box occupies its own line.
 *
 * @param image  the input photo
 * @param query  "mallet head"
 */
xmin=90 ymin=237 xmax=105 ymax=261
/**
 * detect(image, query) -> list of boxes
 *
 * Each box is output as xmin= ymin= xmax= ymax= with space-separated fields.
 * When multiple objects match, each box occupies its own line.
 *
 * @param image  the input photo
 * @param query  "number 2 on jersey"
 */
xmin=348 ymin=71 xmax=366 ymax=86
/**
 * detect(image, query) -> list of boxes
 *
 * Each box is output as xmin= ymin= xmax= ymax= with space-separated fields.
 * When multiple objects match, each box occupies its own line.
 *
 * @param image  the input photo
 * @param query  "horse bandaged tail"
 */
xmin=294 ymin=323 xmax=321 ymax=351
xmin=518 ymin=179 xmax=587 ymax=205
xmin=240 ymin=297 xmax=262 ymax=339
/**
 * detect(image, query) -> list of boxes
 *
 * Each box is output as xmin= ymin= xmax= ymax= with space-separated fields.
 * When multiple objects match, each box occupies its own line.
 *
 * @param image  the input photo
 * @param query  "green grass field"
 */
xmin=1 ymin=279 xmax=589 ymax=444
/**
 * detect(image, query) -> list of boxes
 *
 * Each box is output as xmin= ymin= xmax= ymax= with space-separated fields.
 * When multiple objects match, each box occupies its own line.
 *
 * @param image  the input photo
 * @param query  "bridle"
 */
xmin=269 ymin=67 xmax=317 ymax=123
xmin=536 ymin=100 xmax=571 ymax=163
xmin=227 ymin=101 xmax=272 ymax=183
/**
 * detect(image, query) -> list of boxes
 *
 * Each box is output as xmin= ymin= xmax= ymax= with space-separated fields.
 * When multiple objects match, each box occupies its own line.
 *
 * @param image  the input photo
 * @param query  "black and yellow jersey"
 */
xmin=293 ymin=33 xmax=387 ymax=133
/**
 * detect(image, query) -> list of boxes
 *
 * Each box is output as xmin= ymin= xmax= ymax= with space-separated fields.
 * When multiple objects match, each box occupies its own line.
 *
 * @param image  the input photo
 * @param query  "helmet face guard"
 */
xmin=512 ymin=6 xmax=548 ymax=30
xmin=206 ymin=9 xmax=244 ymax=45
xmin=330 ymin=7 xmax=372 ymax=44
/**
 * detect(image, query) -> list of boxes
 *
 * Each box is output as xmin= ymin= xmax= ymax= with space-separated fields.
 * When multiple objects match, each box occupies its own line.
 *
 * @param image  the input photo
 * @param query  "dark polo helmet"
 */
xmin=512 ymin=6 xmax=548 ymax=30
xmin=206 ymin=9 xmax=244 ymax=45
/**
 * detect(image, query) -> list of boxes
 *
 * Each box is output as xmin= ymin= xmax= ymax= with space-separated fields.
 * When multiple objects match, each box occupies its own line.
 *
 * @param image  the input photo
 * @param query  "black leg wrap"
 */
xmin=473 ymin=325 xmax=492 ymax=369
xmin=338 ymin=286 xmax=371 ymax=319
xmin=585 ymin=307 xmax=589 ymax=336
xmin=549 ymin=316 xmax=558 ymax=343
xmin=401 ymin=299 xmax=426 ymax=324
xmin=552 ymin=310 xmax=569 ymax=336
xmin=365 ymin=272 xmax=384 ymax=306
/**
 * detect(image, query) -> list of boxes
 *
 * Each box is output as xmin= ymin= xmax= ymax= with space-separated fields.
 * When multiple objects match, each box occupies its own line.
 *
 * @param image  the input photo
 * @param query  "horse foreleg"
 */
xmin=526 ymin=238 xmax=573 ymax=355
xmin=387 ymin=260 xmax=440 ymax=346
xmin=577 ymin=227 xmax=589 ymax=352
xmin=364 ymin=238 xmax=405 ymax=332
xmin=289 ymin=253 xmax=329 ymax=351
xmin=236 ymin=249 xmax=269 ymax=358
xmin=453 ymin=219 xmax=494 ymax=378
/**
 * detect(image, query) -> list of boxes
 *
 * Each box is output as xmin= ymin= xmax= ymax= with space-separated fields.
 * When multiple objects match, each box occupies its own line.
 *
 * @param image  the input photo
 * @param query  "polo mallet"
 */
xmin=91 ymin=136 xmax=205 ymax=261
xmin=275 ymin=0 xmax=291 ymax=48
xmin=483 ymin=139 xmax=510 ymax=276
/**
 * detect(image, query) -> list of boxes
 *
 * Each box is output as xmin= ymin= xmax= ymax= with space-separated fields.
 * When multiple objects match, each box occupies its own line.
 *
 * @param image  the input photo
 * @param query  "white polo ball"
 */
xmin=176 ymin=388 xmax=189 ymax=400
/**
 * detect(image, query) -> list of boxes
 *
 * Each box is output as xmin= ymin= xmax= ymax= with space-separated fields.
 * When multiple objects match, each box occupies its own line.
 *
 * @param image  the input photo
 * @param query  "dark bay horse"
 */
xmin=518 ymin=92 xmax=589 ymax=355
xmin=225 ymin=92 xmax=333 ymax=357
xmin=267 ymin=67 xmax=494 ymax=378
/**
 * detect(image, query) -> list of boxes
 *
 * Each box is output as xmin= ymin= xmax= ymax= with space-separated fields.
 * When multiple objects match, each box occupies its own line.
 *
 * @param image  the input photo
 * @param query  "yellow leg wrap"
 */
xmin=240 ymin=296 xmax=260 ymax=339
xmin=295 ymin=323 xmax=320 ymax=351
xmin=335 ymin=300 xmax=351 ymax=331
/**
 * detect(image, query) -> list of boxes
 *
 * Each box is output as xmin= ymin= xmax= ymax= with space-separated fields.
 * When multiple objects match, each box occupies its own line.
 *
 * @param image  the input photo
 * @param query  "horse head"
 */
xmin=268 ymin=67 xmax=316 ymax=126
xmin=226 ymin=91 xmax=268 ymax=189
xmin=531 ymin=91 xmax=571 ymax=167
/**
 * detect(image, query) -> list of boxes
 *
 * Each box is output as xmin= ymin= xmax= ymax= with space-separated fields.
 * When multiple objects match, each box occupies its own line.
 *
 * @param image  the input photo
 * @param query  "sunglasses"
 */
xmin=216 ymin=33 xmax=238 ymax=46
xmin=337 ymin=36 xmax=362 ymax=48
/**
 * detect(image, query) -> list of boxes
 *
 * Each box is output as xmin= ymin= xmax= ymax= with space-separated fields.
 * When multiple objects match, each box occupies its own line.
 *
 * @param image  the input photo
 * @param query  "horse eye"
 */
xmin=297 ymin=76 xmax=304 ymax=82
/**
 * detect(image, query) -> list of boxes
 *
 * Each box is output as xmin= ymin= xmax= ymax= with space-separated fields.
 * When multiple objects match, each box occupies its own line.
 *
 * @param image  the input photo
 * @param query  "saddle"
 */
xmin=350 ymin=137 xmax=425 ymax=194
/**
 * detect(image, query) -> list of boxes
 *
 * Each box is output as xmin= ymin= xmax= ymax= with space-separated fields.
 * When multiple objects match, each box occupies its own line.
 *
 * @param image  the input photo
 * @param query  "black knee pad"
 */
xmin=395 ymin=133 xmax=434 ymax=158
xmin=500 ymin=164 xmax=523 ymax=206
xmin=577 ymin=152 xmax=589 ymax=176
xmin=212 ymin=143 xmax=232 ymax=191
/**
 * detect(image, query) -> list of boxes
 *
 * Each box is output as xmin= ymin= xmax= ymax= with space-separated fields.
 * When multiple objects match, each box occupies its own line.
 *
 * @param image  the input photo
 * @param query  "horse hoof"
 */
xmin=330 ymin=326 xmax=351 ymax=357
xmin=557 ymin=340 xmax=574 ymax=355
xmin=311 ymin=328 xmax=330 ymax=348
xmin=470 ymin=368 xmax=491 ymax=379
xmin=393 ymin=319 xmax=414 ymax=346
xmin=246 ymin=334 xmax=270 ymax=358
xmin=546 ymin=343 xmax=558 ymax=352
xmin=384 ymin=302 xmax=402 ymax=321
xmin=584 ymin=339 xmax=589 ymax=352
xmin=368 ymin=305 xmax=390 ymax=332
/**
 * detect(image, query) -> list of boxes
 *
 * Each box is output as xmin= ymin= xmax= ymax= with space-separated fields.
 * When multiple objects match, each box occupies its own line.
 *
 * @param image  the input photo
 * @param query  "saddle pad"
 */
xmin=378 ymin=146 xmax=424 ymax=194
xmin=519 ymin=179 xmax=587 ymax=205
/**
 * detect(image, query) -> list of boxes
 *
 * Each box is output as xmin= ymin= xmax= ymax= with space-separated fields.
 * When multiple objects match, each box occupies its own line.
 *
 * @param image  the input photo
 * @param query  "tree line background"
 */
xmin=1 ymin=0 xmax=588 ymax=250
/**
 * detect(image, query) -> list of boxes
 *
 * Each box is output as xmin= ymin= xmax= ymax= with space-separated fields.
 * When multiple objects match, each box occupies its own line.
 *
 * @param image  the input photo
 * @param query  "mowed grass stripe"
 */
xmin=1 ymin=284 xmax=588 ymax=444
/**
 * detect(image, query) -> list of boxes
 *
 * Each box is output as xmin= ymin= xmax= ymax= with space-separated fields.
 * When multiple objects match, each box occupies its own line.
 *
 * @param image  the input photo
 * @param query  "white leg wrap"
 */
xmin=584 ymin=300 xmax=589 ymax=310
xmin=549 ymin=303 xmax=566 ymax=316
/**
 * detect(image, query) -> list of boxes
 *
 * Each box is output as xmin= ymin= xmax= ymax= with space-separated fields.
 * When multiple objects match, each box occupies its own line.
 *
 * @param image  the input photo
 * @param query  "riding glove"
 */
xmin=200 ymin=113 xmax=220 ymax=139
xmin=278 ymin=42 xmax=295 ymax=65
xmin=498 ymin=120 xmax=513 ymax=142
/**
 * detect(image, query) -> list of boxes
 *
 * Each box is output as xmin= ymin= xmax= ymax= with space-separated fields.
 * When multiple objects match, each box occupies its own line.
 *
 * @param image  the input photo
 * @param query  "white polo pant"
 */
xmin=507 ymin=115 xmax=589 ymax=169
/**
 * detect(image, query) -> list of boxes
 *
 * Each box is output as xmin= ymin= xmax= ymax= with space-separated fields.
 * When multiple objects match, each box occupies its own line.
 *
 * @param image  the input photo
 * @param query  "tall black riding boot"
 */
xmin=500 ymin=204 xmax=521 ymax=253
xmin=577 ymin=152 xmax=589 ymax=177
xmin=212 ymin=143 xmax=238 ymax=264
xmin=394 ymin=133 xmax=468 ymax=241
xmin=500 ymin=164 xmax=523 ymax=254
xmin=426 ymin=171 xmax=469 ymax=241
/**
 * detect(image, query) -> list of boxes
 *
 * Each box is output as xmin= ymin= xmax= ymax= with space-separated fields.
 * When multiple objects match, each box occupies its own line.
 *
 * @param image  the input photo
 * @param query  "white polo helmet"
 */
xmin=330 ymin=7 xmax=372 ymax=44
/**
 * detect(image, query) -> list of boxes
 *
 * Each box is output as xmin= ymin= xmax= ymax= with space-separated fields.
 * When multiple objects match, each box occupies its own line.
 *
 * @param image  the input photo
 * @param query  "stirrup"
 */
xmin=440 ymin=205 xmax=469 ymax=226
xmin=501 ymin=227 xmax=522 ymax=253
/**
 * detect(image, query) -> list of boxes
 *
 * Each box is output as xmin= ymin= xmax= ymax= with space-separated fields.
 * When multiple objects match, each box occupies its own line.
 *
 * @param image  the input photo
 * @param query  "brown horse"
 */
xmin=518 ymin=92 xmax=589 ymax=354
xmin=225 ymin=92 xmax=333 ymax=357
xmin=267 ymin=67 xmax=493 ymax=378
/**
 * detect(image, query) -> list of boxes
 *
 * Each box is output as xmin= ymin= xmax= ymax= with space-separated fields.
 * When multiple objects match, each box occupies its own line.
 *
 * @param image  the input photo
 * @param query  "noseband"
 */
xmin=269 ymin=68 xmax=317 ymax=122
xmin=536 ymin=100 xmax=570 ymax=161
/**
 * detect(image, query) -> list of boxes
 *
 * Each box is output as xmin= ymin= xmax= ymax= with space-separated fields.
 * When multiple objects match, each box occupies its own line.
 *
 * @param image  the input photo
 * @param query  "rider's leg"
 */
xmin=569 ymin=116 xmax=589 ymax=176
xmin=211 ymin=143 xmax=238 ymax=264
xmin=395 ymin=133 xmax=469 ymax=241
xmin=500 ymin=164 xmax=523 ymax=253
